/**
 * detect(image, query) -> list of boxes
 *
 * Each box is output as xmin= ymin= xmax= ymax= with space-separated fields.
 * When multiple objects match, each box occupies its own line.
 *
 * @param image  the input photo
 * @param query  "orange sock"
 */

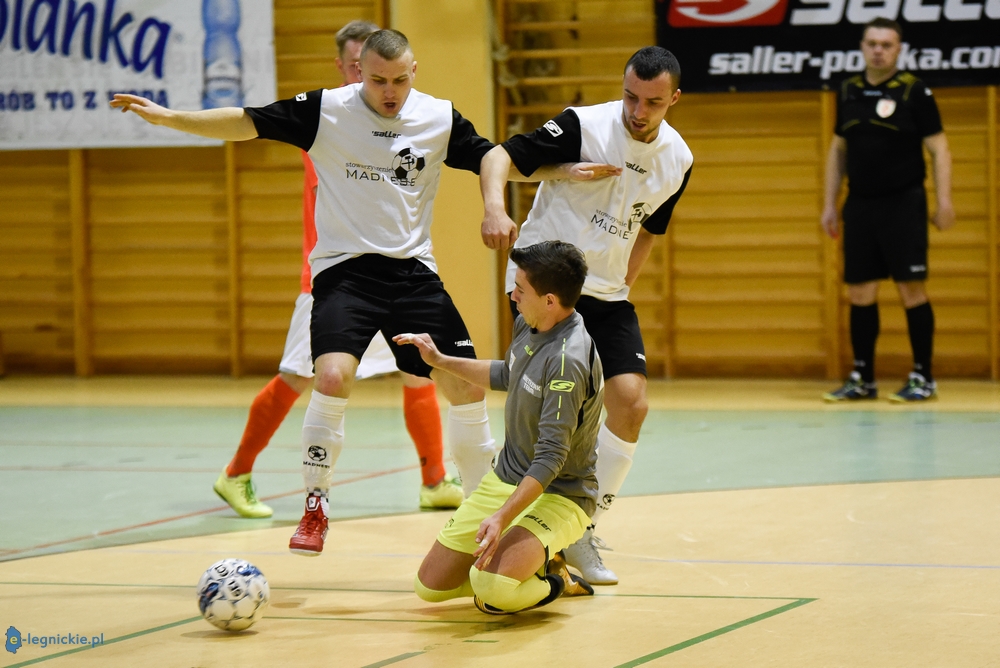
xmin=404 ymin=383 xmax=446 ymax=487
xmin=227 ymin=375 xmax=302 ymax=477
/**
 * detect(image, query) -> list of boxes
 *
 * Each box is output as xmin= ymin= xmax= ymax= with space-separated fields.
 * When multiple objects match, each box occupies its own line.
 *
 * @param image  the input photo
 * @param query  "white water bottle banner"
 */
xmin=0 ymin=0 xmax=276 ymax=150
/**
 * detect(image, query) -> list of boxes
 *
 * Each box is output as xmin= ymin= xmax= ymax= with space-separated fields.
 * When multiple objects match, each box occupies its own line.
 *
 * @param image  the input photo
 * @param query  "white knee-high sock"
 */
xmin=448 ymin=400 xmax=496 ymax=497
xmin=301 ymin=390 xmax=346 ymax=493
xmin=590 ymin=423 xmax=638 ymax=525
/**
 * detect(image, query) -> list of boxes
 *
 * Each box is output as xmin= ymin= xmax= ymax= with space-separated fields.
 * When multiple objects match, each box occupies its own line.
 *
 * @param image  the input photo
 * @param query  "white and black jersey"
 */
xmin=245 ymin=84 xmax=493 ymax=280
xmin=503 ymin=101 xmax=693 ymax=301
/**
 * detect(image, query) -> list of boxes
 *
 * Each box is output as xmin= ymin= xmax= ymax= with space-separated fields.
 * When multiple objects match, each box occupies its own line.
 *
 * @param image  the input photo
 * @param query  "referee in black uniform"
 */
xmin=821 ymin=17 xmax=954 ymax=403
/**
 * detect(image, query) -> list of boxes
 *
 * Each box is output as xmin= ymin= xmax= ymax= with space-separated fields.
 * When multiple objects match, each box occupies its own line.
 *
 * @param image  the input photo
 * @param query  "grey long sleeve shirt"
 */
xmin=489 ymin=311 xmax=604 ymax=517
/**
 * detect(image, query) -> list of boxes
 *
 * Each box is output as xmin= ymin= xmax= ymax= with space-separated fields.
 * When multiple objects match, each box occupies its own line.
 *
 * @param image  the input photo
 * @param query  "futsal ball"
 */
xmin=196 ymin=558 xmax=270 ymax=631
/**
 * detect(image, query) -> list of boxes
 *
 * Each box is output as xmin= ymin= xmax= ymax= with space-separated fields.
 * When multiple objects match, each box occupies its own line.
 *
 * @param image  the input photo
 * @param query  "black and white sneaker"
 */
xmin=889 ymin=372 xmax=937 ymax=402
xmin=823 ymin=371 xmax=877 ymax=402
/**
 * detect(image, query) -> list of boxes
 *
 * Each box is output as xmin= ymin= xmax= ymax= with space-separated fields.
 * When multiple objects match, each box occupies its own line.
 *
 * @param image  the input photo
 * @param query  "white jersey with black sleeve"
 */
xmin=502 ymin=101 xmax=693 ymax=301
xmin=244 ymin=84 xmax=493 ymax=280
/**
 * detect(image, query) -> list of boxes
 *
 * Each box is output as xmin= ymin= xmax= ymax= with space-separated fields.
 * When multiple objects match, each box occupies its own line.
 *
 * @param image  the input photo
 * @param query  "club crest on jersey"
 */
xmin=392 ymin=147 xmax=425 ymax=183
xmin=543 ymin=120 xmax=563 ymax=137
xmin=628 ymin=202 xmax=653 ymax=230
xmin=876 ymin=98 xmax=896 ymax=118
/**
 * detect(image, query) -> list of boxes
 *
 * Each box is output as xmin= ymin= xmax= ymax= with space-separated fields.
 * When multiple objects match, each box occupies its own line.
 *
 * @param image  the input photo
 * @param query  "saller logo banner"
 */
xmin=657 ymin=0 xmax=1000 ymax=91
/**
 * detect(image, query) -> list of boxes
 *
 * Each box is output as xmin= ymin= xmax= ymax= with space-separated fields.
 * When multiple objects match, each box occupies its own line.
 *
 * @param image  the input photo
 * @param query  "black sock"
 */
xmin=850 ymin=304 xmax=879 ymax=383
xmin=905 ymin=302 xmax=934 ymax=381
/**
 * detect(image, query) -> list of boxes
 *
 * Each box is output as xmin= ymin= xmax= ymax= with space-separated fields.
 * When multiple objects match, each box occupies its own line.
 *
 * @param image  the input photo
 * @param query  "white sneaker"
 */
xmin=563 ymin=528 xmax=618 ymax=585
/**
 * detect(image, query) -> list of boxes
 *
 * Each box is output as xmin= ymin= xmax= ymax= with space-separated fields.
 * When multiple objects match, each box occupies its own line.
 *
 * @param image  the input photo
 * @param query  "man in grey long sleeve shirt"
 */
xmin=394 ymin=241 xmax=604 ymax=615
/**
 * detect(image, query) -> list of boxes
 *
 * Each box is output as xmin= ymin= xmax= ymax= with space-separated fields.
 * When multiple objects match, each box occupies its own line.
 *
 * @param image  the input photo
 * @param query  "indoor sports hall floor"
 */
xmin=1 ymin=376 xmax=998 ymax=667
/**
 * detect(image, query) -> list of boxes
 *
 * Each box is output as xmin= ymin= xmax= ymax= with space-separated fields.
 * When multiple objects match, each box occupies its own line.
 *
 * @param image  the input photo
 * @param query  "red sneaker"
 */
xmin=289 ymin=494 xmax=328 ymax=556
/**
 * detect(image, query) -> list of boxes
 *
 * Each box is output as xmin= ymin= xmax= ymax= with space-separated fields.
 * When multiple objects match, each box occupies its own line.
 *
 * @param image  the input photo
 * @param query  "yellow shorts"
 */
xmin=437 ymin=471 xmax=591 ymax=557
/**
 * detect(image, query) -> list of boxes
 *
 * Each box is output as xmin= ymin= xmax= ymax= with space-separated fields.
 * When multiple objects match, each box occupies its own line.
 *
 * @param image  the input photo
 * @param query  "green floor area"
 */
xmin=1 ymin=406 xmax=998 ymax=561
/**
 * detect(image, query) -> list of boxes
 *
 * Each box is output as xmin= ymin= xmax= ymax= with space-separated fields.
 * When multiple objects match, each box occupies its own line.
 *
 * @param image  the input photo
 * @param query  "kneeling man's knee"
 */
xmin=469 ymin=568 xmax=520 ymax=609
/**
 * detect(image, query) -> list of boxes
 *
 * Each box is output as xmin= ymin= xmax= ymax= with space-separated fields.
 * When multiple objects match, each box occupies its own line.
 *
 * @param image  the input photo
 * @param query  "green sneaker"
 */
xmin=823 ymin=371 xmax=878 ymax=402
xmin=213 ymin=469 xmax=273 ymax=518
xmin=419 ymin=474 xmax=464 ymax=510
xmin=889 ymin=372 xmax=938 ymax=403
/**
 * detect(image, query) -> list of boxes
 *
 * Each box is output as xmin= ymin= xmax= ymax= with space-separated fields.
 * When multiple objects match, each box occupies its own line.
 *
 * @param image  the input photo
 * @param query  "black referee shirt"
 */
xmin=835 ymin=72 xmax=943 ymax=197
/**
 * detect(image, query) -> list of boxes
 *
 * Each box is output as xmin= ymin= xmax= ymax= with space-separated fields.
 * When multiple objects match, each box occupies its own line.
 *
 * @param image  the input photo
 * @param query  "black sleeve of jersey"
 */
xmin=501 ymin=109 xmax=583 ymax=177
xmin=444 ymin=107 xmax=495 ymax=174
xmin=244 ymin=90 xmax=323 ymax=152
xmin=643 ymin=166 xmax=692 ymax=235
xmin=834 ymin=78 xmax=850 ymax=137
xmin=911 ymin=82 xmax=944 ymax=137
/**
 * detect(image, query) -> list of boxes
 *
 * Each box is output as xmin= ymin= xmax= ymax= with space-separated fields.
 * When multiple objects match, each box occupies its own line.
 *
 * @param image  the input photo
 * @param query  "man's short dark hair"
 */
xmin=862 ymin=17 xmax=903 ymax=40
xmin=335 ymin=20 xmax=379 ymax=56
xmin=624 ymin=47 xmax=681 ymax=88
xmin=361 ymin=29 xmax=411 ymax=61
xmin=510 ymin=241 xmax=588 ymax=309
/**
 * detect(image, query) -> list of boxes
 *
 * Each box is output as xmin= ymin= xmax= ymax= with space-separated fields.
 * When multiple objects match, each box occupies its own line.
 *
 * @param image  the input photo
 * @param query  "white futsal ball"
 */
xmin=196 ymin=559 xmax=270 ymax=631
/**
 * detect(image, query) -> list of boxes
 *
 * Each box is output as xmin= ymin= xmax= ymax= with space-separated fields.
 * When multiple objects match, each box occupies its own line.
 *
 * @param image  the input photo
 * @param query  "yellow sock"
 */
xmin=414 ymin=575 xmax=474 ymax=602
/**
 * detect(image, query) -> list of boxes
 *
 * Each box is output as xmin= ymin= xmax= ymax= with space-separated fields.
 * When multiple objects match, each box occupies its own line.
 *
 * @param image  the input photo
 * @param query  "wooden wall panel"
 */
xmin=1 ymin=1 xmax=996 ymax=379
xmin=234 ymin=139 xmax=302 ymax=373
xmin=838 ymin=88 xmax=995 ymax=378
xmin=86 ymin=147 xmax=230 ymax=372
xmin=0 ymin=151 xmax=74 ymax=372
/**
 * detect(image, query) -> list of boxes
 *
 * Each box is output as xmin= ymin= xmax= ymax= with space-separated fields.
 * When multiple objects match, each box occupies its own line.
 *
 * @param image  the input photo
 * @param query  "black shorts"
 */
xmin=312 ymin=255 xmax=477 ymax=378
xmin=842 ymin=187 xmax=929 ymax=284
xmin=508 ymin=294 xmax=646 ymax=378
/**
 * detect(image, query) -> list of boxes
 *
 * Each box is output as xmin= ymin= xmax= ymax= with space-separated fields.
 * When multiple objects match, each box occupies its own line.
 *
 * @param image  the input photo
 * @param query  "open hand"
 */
xmin=472 ymin=513 xmax=504 ymax=570
xmin=109 ymin=94 xmax=171 ymax=125
xmin=565 ymin=162 xmax=622 ymax=181
xmin=392 ymin=332 xmax=442 ymax=367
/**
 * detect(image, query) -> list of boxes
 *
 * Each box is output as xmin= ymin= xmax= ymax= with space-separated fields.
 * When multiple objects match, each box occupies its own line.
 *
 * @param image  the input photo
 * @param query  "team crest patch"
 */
xmin=392 ymin=147 xmax=426 ymax=181
xmin=628 ymin=202 xmax=653 ymax=230
xmin=548 ymin=380 xmax=576 ymax=392
xmin=543 ymin=120 xmax=563 ymax=137
xmin=876 ymin=98 xmax=896 ymax=118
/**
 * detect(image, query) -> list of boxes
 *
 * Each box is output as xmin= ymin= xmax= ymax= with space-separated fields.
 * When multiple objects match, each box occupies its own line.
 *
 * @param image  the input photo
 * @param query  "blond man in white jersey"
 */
xmin=479 ymin=47 xmax=693 ymax=585
xmin=212 ymin=20 xmax=464 ymax=522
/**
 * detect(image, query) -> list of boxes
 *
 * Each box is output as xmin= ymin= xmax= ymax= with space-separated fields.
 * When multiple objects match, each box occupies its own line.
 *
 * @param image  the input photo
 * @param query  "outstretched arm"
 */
xmin=924 ymin=132 xmax=955 ymax=231
xmin=110 ymin=94 xmax=258 ymax=141
xmin=393 ymin=333 xmax=493 ymax=388
xmin=510 ymin=161 xmax=621 ymax=183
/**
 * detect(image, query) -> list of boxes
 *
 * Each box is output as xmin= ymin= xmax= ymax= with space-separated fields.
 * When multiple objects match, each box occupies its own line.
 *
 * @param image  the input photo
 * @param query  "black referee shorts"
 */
xmin=842 ymin=186 xmax=929 ymax=284
xmin=311 ymin=255 xmax=478 ymax=378
xmin=508 ymin=294 xmax=646 ymax=378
